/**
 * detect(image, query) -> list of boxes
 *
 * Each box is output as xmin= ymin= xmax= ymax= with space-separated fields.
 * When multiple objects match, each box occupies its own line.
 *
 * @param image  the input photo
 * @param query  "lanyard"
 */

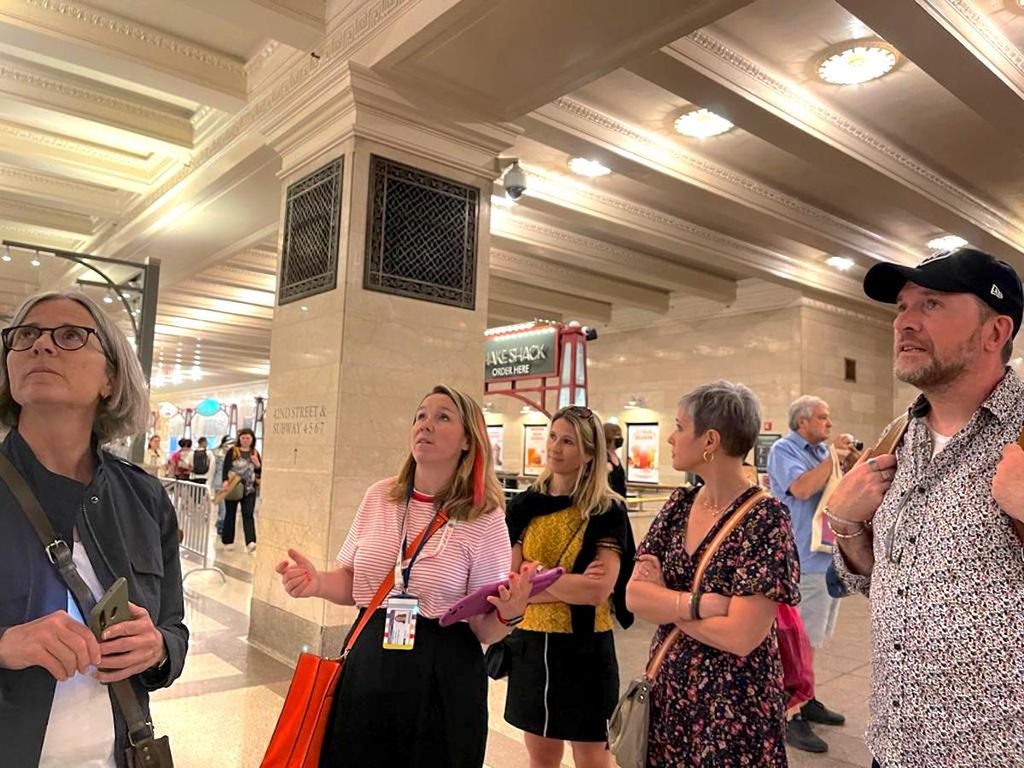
xmin=394 ymin=490 xmax=447 ymax=594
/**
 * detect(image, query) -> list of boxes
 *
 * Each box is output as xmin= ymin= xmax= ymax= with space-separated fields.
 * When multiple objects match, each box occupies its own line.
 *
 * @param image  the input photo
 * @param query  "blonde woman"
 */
xmin=504 ymin=406 xmax=634 ymax=768
xmin=276 ymin=385 xmax=534 ymax=768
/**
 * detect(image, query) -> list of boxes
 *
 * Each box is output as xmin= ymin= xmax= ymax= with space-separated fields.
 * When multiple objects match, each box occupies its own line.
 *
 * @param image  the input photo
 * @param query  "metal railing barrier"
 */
xmin=162 ymin=478 xmax=225 ymax=587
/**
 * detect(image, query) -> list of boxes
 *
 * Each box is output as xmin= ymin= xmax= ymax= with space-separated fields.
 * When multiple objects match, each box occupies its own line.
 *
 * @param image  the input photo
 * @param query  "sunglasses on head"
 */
xmin=557 ymin=405 xmax=594 ymax=420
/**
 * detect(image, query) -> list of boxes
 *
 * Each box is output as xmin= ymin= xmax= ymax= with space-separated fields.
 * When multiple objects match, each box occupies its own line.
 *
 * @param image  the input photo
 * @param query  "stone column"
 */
xmin=249 ymin=63 xmax=517 ymax=660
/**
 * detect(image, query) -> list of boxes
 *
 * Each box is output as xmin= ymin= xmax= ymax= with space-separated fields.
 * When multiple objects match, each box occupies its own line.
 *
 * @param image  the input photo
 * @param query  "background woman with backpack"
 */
xmin=219 ymin=428 xmax=260 ymax=552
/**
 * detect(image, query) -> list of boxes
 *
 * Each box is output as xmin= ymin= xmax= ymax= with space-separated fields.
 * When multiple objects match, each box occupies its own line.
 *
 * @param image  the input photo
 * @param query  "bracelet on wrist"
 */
xmin=495 ymin=611 xmax=524 ymax=627
xmin=689 ymin=590 xmax=702 ymax=621
xmin=823 ymin=506 xmax=872 ymax=529
xmin=825 ymin=516 xmax=867 ymax=540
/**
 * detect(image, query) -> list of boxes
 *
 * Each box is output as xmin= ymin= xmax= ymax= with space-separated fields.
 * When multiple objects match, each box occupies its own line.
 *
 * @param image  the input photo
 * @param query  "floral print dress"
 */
xmin=637 ymin=486 xmax=800 ymax=767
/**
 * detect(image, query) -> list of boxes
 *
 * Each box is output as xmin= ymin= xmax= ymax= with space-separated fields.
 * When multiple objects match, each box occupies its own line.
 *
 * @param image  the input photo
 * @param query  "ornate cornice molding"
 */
xmin=681 ymin=31 xmax=1024 ymax=243
xmin=0 ymin=120 xmax=149 ymax=167
xmin=548 ymin=96 xmax=903 ymax=257
xmin=520 ymin=163 xmax=861 ymax=293
xmin=104 ymin=0 xmax=412 ymax=240
xmin=495 ymin=213 xmax=657 ymax=269
xmin=490 ymin=247 xmax=588 ymax=283
xmin=0 ymin=220 xmax=84 ymax=247
xmin=245 ymin=41 xmax=282 ymax=80
xmin=524 ymin=163 xmax=781 ymax=255
xmin=0 ymin=62 xmax=185 ymax=122
xmin=937 ymin=0 xmax=1024 ymax=75
xmin=22 ymin=0 xmax=244 ymax=74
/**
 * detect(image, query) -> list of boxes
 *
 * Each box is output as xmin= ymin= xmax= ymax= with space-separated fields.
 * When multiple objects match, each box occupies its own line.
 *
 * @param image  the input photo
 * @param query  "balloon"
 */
xmin=195 ymin=398 xmax=220 ymax=417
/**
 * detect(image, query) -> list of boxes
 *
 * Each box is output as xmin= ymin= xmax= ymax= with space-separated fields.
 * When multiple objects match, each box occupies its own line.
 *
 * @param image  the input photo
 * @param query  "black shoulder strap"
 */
xmin=0 ymin=452 xmax=157 ymax=747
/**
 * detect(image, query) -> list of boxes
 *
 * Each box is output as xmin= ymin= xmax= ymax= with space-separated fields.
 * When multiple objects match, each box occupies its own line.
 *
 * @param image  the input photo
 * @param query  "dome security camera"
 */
xmin=503 ymin=161 xmax=527 ymax=200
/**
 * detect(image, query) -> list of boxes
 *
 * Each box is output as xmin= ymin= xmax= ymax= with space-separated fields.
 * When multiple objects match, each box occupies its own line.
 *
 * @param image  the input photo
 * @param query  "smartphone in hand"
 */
xmin=88 ymin=577 xmax=130 ymax=639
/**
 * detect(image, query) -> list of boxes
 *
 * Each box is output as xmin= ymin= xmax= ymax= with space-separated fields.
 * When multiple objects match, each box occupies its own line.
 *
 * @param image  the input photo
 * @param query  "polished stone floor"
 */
xmin=154 ymin=525 xmax=874 ymax=768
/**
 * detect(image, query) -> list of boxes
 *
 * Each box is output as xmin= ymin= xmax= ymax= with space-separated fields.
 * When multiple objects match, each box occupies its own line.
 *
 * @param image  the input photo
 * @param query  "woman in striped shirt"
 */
xmin=276 ymin=385 xmax=534 ymax=768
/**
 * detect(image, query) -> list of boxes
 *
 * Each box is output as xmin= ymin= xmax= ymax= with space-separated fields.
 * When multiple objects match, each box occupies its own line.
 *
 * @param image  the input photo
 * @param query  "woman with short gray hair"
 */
xmin=0 ymin=291 xmax=187 ymax=767
xmin=626 ymin=379 xmax=800 ymax=767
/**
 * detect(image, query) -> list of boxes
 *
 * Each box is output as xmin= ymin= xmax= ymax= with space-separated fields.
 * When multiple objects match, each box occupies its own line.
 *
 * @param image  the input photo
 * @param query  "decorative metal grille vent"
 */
xmin=278 ymin=158 xmax=344 ymax=305
xmin=364 ymin=155 xmax=479 ymax=310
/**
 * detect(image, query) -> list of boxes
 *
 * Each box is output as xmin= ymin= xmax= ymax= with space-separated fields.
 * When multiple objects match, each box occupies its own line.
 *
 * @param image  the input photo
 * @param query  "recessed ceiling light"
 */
xmin=30 ymin=258 xmax=40 ymax=267
xmin=568 ymin=158 xmax=611 ymax=177
xmin=927 ymin=235 xmax=968 ymax=251
xmin=826 ymin=256 xmax=856 ymax=271
xmin=818 ymin=42 xmax=897 ymax=85
xmin=674 ymin=108 xmax=734 ymax=138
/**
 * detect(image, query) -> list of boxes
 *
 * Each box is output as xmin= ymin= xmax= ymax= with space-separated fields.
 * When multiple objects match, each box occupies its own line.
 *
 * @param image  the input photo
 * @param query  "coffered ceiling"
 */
xmin=1 ymin=0 xmax=1022 ymax=393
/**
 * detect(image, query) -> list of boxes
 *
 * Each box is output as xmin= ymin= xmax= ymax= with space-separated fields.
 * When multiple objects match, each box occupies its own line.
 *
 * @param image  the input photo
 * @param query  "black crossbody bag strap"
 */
xmin=0 ymin=452 xmax=163 ymax=756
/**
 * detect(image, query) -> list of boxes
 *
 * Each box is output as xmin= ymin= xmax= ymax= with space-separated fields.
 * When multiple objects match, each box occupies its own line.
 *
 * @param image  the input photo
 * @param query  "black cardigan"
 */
xmin=507 ymin=488 xmax=635 ymax=633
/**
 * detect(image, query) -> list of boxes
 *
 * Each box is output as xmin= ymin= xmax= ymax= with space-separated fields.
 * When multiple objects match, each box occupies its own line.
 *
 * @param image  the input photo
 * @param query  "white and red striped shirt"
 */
xmin=337 ymin=478 xmax=512 ymax=619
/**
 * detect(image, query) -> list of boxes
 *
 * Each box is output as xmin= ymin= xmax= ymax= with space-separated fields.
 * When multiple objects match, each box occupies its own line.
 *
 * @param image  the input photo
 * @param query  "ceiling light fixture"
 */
xmin=102 ymin=289 xmax=115 ymax=304
xmin=926 ymin=234 xmax=968 ymax=251
xmin=826 ymin=256 xmax=856 ymax=271
xmin=1 ymin=246 xmax=10 ymax=263
xmin=568 ymin=157 xmax=611 ymax=177
xmin=30 ymin=257 xmax=40 ymax=267
xmin=674 ymin=108 xmax=734 ymax=138
xmin=817 ymin=42 xmax=898 ymax=85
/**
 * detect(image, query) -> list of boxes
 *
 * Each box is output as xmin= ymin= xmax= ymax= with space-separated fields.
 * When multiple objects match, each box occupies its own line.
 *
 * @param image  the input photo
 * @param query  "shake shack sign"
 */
xmin=485 ymin=327 xmax=558 ymax=381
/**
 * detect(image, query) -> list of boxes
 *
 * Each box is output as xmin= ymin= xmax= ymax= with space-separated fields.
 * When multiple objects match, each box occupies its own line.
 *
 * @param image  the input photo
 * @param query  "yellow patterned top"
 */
xmin=519 ymin=505 xmax=614 ymax=633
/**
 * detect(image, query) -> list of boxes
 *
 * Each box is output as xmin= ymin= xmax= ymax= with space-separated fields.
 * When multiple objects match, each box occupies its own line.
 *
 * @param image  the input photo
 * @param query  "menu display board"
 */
xmin=523 ymin=424 xmax=547 ymax=476
xmin=486 ymin=425 xmax=504 ymax=471
xmin=626 ymin=423 xmax=660 ymax=484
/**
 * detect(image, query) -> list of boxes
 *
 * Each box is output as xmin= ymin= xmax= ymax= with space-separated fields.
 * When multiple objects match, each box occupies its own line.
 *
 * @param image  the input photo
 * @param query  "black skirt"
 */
xmin=504 ymin=629 xmax=619 ymax=742
xmin=320 ymin=610 xmax=487 ymax=768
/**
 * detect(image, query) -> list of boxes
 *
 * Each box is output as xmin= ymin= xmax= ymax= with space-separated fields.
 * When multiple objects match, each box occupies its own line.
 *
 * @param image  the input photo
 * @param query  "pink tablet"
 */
xmin=438 ymin=567 xmax=565 ymax=626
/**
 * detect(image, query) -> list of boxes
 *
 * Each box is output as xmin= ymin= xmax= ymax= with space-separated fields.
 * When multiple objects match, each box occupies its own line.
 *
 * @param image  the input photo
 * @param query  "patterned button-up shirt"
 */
xmin=836 ymin=370 xmax=1024 ymax=768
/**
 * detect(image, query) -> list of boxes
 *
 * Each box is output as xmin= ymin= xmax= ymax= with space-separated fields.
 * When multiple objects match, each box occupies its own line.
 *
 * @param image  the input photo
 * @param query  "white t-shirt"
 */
xmin=929 ymin=427 xmax=953 ymax=459
xmin=38 ymin=541 xmax=116 ymax=768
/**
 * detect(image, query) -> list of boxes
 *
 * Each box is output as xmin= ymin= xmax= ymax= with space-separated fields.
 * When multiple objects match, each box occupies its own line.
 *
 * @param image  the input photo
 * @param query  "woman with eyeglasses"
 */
xmin=626 ymin=381 xmax=800 ymax=767
xmin=0 ymin=292 xmax=187 ymax=768
xmin=503 ymin=405 xmax=634 ymax=768
xmin=275 ymin=385 xmax=535 ymax=768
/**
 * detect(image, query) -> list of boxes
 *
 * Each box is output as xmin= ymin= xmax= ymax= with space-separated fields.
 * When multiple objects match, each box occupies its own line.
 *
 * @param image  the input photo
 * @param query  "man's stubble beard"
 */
xmin=895 ymin=327 xmax=980 ymax=389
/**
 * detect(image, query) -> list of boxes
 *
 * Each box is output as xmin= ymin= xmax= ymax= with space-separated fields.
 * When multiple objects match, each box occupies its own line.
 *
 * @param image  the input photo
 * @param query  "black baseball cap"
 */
xmin=864 ymin=247 xmax=1023 ymax=337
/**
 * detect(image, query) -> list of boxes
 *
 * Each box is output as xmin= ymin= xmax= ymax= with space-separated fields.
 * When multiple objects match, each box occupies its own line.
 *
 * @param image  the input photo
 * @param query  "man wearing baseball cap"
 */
xmin=823 ymin=246 xmax=1024 ymax=768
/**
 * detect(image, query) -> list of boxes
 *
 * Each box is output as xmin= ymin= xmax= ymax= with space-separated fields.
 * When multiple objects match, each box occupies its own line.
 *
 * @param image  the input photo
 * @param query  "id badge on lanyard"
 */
xmin=383 ymin=506 xmax=439 ymax=651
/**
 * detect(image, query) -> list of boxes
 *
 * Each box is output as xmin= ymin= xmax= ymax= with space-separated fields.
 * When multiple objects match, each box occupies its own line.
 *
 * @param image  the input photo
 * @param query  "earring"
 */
xmin=702 ymin=450 xmax=715 ymax=464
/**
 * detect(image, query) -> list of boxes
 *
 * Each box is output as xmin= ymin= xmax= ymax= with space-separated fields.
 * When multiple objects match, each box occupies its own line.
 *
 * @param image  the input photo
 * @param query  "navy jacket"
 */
xmin=0 ymin=430 xmax=188 ymax=767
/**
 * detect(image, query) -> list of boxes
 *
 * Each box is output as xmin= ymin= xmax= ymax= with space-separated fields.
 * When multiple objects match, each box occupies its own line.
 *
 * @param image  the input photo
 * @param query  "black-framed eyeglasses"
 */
xmin=2 ymin=324 xmax=100 ymax=352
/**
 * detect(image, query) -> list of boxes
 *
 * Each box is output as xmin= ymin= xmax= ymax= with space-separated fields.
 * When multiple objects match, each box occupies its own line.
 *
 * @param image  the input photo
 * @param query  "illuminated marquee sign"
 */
xmin=484 ymin=326 xmax=558 ymax=382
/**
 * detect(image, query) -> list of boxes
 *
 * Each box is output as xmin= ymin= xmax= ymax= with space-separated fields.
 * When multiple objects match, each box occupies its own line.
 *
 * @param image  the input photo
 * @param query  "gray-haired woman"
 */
xmin=626 ymin=380 xmax=800 ymax=767
xmin=0 ymin=291 xmax=187 ymax=767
